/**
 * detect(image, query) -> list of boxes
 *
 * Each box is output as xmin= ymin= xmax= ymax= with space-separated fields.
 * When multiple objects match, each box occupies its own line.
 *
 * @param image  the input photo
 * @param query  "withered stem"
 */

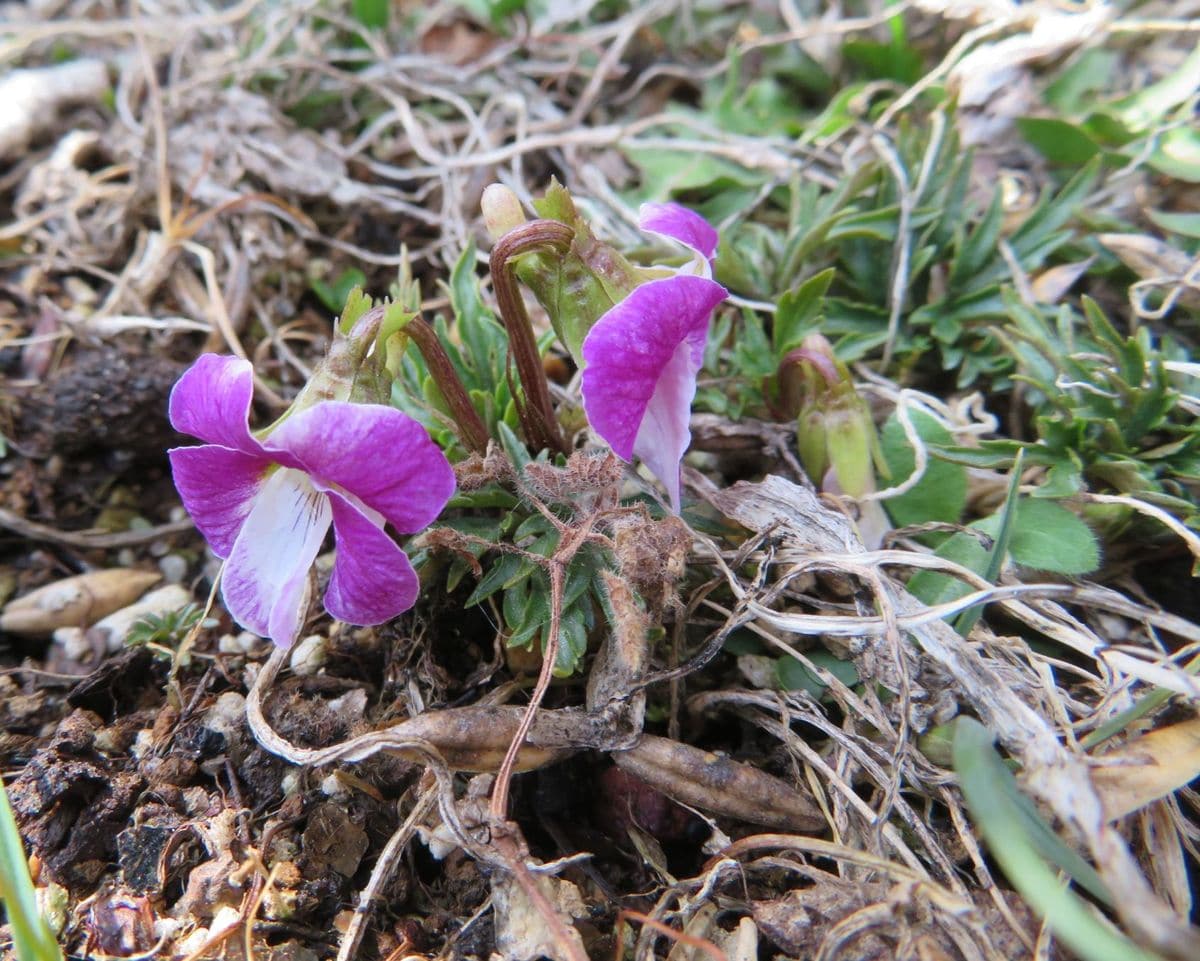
xmin=489 ymin=220 xmax=574 ymax=456
xmin=405 ymin=316 xmax=490 ymax=454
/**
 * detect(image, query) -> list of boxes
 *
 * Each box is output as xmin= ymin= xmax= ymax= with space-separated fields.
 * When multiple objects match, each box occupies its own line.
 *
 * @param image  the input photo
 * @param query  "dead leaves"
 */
xmin=1092 ymin=717 xmax=1200 ymax=821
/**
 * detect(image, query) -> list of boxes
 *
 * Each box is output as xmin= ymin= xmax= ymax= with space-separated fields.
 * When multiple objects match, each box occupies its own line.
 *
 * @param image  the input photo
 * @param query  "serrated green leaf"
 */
xmin=773 ymin=268 xmax=836 ymax=357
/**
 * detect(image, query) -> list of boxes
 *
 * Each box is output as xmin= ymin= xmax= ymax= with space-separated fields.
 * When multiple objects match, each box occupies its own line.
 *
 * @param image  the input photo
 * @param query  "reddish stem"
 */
xmin=489 ymin=220 xmax=574 ymax=456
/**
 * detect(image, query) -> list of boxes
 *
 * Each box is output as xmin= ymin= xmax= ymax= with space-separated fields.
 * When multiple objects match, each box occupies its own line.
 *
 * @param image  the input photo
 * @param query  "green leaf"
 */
xmin=842 ymin=38 xmax=923 ymax=84
xmin=773 ymin=268 xmax=836 ymax=357
xmin=350 ymin=0 xmax=388 ymax=28
xmin=776 ymin=650 xmax=859 ymax=698
xmin=623 ymin=145 xmax=763 ymax=202
xmin=467 ymin=553 xmax=529 ymax=606
xmin=976 ymin=498 xmax=1100 ymax=575
xmin=955 ymin=452 xmax=1022 ymax=635
xmin=1148 ymin=127 xmax=1200 ymax=183
xmin=947 ymin=190 xmax=1003 ymax=292
xmin=1145 ymin=210 xmax=1200 ymax=240
xmin=496 ymin=421 xmax=532 ymax=472
xmin=311 ymin=269 xmax=367 ymax=315
xmin=0 ymin=775 xmax=64 ymax=961
xmin=1110 ymin=42 xmax=1200 ymax=132
xmin=907 ymin=529 xmax=989 ymax=607
xmin=880 ymin=410 xmax=968 ymax=528
xmin=1017 ymin=117 xmax=1100 ymax=167
xmin=953 ymin=718 xmax=1161 ymax=961
xmin=1044 ymin=48 xmax=1120 ymax=115
xmin=555 ymin=606 xmax=589 ymax=676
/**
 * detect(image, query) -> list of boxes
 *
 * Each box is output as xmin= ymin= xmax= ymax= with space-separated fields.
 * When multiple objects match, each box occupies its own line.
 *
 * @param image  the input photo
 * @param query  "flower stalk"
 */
xmin=403 ymin=315 xmax=490 ymax=455
xmin=489 ymin=219 xmax=575 ymax=456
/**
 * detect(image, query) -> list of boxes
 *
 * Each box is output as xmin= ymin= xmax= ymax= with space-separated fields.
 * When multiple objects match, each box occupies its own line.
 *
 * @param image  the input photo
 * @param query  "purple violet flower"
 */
xmin=580 ymin=203 xmax=728 ymax=511
xmin=168 ymin=354 xmax=455 ymax=648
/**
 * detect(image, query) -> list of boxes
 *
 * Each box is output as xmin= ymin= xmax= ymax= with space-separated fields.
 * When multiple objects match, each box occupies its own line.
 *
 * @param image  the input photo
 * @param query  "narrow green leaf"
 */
xmin=953 ymin=719 xmax=1162 ymax=961
xmin=1017 ymin=118 xmax=1100 ymax=166
xmin=954 ymin=450 xmax=1022 ymax=635
xmin=0 ymin=775 xmax=64 ymax=961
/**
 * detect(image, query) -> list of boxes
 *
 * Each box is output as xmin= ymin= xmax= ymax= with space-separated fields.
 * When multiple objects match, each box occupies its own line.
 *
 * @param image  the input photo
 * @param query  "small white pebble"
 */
xmin=281 ymin=772 xmax=302 ymax=797
xmin=53 ymin=627 xmax=90 ymax=662
xmin=170 ymin=506 xmax=188 ymax=523
xmin=320 ymin=774 xmax=348 ymax=798
xmin=148 ymin=539 xmax=169 ymax=558
xmin=180 ymin=787 xmax=209 ymax=816
xmin=217 ymin=633 xmax=241 ymax=654
xmin=130 ymin=729 xmax=154 ymax=760
xmin=235 ymin=631 xmax=259 ymax=654
xmin=289 ymin=634 xmax=326 ymax=676
xmin=176 ymin=928 xmax=210 ymax=955
xmin=203 ymin=692 xmax=246 ymax=739
xmin=158 ymin=554 xmax=188 ymax=584
xmin=116 ymin=548 xmax=135 ymax=567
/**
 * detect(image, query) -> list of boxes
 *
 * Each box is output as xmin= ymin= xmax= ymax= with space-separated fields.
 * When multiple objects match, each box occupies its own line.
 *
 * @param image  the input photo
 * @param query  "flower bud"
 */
xmin=494 ymin=179 xmax=641 ymax=361
xmin=481 ymin=183 xmax=527 ymax=239
xmin=289 ymin=300 xmax=393 ymax=414
xmin=783 ymin=334 xmax=884 ymax=501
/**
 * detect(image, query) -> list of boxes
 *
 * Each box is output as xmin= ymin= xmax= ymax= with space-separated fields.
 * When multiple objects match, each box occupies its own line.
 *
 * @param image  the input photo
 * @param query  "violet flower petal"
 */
xmin=582 ymin=272 xmax=726 ymax=476
xmin=322 ymin=492 xmax=420 ymax=626
xmin=630 ymin=339 xmax=701 ymax=512
xmin=221 ymin=467 xmax=332 ymax=648
xmin=639 ymin=202 xmax=719 ymax=262
xmin=168 ymin=353 xmax=265 ymax=455
xmin=266 ymin=402 xmax=456 ymax=533
xmin=168 ymin=444 xmax=270 ymax=557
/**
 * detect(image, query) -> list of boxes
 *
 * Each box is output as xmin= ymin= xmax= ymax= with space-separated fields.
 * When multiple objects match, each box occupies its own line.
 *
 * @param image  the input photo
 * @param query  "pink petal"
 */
xmin=639 ymin=203 xmax=719 ymax=262
xmin=168 ymin=444 xmax=271 ymax=557
xmin=169 ymin=354 xmax=265 ymax=455
xmin=221 ymin=468 xmax=333 ymax=648
xmin=581 ymin=273 xmax=726 ymax=466
xmin=631 ymin=340 xmax=699 ymax=512
xmin=265 ymin=402 xmax=455 ymax=533
xmin=322 ymin=492 xmax=420 ymax=626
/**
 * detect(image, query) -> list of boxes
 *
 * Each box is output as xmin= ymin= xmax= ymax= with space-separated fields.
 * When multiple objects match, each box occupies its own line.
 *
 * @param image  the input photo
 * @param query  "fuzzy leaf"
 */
xmin=880 ymin=410 xmax=968 ymax=528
